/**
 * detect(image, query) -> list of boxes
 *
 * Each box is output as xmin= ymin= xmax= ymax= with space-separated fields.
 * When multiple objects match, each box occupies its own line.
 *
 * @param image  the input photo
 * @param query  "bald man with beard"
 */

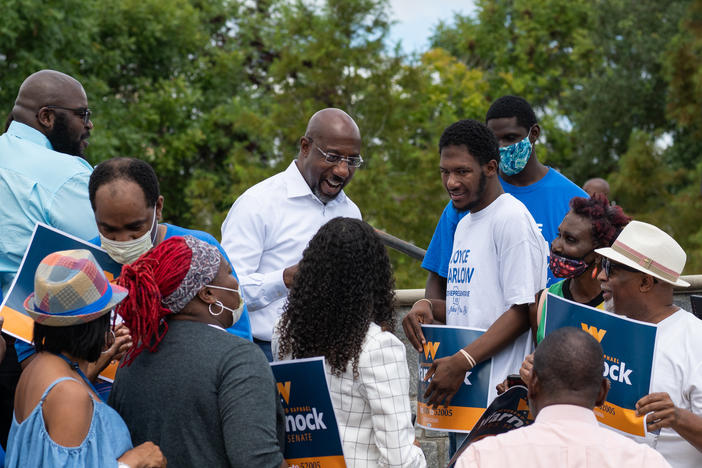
xmin=221 ymin=108 xmax=363 ymax=360
xmin=0 ymin=70 xmax=97 ymax=293
xmin=0 ymin=70 xmax=98 ymax=449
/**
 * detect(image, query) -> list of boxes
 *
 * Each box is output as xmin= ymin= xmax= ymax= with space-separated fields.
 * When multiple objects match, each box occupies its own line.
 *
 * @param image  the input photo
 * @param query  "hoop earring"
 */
xmin=209 ymin=300 xmax=225 ymax=316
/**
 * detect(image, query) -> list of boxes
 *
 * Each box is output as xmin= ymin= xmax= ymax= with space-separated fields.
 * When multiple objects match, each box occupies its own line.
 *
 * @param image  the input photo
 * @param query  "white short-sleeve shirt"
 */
xmin=446 ymin=193 xmax=548 ymax=401
xmin=644 ymin=309 xmax=702 ymax=468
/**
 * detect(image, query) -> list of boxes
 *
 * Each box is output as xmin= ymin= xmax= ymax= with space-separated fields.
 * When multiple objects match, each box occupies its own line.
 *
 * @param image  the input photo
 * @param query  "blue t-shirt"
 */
xmin=421 ymin=168 xmax=587 ymax=287
xmin=15 ymin=223 xmax=253 ymax=362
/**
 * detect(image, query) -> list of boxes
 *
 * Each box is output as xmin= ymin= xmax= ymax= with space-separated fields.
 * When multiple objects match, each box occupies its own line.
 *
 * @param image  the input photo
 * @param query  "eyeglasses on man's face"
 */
xmin=313 ymin=144 xmax=363 ymax=168
xmin=40 ymin=105 xmax=92 ymax=125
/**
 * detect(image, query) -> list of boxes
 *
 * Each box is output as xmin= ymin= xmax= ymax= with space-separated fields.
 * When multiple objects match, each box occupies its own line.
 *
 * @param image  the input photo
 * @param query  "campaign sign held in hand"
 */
xmin=270 ymin=357 xmax=346 ymax=467
xmin=417 ymin=324 xmax=492 ymax=432
xmin=0 ymin=223 xmax=123 ymax=380
xmin=544 ymin=293 xmax=658 ymax=437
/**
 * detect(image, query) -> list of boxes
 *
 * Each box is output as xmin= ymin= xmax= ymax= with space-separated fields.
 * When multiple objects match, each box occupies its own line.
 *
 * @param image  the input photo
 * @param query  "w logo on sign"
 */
xmin=581 ymin=323 xmax=607 ymax=342
xmin=276 ymin=381 xmax=291 ymax=404
xmin=423 ymin=341 xmax=440 ymax=360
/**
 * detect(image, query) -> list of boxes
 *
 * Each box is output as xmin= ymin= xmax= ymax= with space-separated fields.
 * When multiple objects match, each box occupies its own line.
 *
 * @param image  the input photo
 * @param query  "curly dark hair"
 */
xmin=439 ymin=119 xmax=500 ymax=166
xmin=570 ymin=193 xmax=631 ymax=248
xmin=89 ymin=157 xmax=160 ymax=210
xmin=276 ymin=217 xmax=396 ymax=377
xmin=485 ymin=95 xmax=538 ymax=130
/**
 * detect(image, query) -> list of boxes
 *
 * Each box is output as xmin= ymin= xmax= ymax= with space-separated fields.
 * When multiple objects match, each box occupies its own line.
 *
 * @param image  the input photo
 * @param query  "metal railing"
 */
xmin=374 ymin=228 xmax=426 ymax=262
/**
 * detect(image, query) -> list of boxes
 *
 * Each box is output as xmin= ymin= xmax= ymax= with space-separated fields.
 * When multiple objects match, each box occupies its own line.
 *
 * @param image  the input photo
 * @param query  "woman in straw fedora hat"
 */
xmin=4 ymin=249 xmax=166 ymax=468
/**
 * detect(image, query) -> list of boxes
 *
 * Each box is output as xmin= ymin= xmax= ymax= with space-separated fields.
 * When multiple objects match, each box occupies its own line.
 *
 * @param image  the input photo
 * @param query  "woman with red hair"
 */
xmin=109 ymin=235 xmax=285 ymax=468
xmin=532 ymin=193 xmax=631 ymax=344
xmin=497 ymin=194 xmax=630 ymax=393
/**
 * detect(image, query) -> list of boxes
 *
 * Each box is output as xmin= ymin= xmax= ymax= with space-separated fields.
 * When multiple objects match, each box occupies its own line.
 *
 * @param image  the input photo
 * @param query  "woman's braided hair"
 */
xmin=116 ymin=236 xmax=192 ymax=365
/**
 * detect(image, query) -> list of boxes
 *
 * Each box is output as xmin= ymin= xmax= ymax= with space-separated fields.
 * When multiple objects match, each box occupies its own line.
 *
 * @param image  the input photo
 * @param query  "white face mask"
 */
xmin=99 ymin=207 xmax=158 ymax=265
xmin=205 ymin=284 xmax=245 ymax=324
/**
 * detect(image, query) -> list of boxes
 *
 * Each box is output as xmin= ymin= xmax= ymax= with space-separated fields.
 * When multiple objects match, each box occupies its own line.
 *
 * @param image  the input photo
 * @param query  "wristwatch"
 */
xmin=117 ymin=462 xmax=131 ymax=468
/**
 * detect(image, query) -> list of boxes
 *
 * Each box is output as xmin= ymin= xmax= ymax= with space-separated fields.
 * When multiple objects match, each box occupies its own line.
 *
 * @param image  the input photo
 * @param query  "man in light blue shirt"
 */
xmin=0 ymin=70 xmax=98 ymax=294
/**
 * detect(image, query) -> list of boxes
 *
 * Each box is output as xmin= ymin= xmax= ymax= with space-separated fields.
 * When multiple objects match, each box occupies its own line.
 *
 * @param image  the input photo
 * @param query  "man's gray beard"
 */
xmin=604 ymin=298 xmax=615 ymax=313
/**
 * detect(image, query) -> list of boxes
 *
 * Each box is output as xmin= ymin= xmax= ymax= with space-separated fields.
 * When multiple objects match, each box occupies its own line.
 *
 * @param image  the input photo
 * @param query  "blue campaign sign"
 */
xmin=544 ymin=293 xmax=658 ymax=436
xmin=417 ymin=325 xmax=492 ymax=432
xmin=269 ymin=357 xmax=346 ymax=468
xmin=0 ymin=223 xmax=122 ymax=344
xmin=0 ymin=223 xmax=123 ymax=381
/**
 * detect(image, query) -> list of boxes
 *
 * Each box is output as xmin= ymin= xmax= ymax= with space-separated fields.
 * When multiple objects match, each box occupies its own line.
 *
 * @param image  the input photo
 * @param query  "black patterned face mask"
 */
xmin=549 ymin=250 xmax=590 ymax=278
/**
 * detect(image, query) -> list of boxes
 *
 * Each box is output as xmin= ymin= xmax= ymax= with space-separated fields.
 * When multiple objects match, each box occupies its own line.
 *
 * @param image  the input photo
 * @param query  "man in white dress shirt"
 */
xmin=221 ymin=108 xmax=362 ymax=360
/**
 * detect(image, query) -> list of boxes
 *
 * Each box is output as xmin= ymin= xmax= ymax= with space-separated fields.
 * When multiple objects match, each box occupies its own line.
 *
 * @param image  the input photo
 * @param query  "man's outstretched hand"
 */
xmin=423 ymin=353 xmax=470 ymax=408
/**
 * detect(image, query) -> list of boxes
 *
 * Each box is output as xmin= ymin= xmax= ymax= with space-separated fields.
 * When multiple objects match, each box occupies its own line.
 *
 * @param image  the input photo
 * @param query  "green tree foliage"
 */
xmin=610 ymin=132 xmax=702 ymax=274
xmin=432 ymin=0 xmax=702 ymax=277
xmin=430 ymin=0 xmax=596 ymax=171
xmin=563 ymin=0 xmax=689 ymax=178
xmin=1 ymin=0 xmax=701 ymax=287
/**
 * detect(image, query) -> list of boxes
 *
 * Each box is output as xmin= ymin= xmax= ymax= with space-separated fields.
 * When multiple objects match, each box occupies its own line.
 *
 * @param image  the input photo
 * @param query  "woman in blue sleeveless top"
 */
xmin=4 ymin=249 xmax=166 ymax=468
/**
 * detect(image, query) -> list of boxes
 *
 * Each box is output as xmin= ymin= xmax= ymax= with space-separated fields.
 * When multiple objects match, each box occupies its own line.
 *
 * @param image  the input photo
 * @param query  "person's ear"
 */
xmin=527 ymin=372 xmax=540 ymax=415
xmin=155 ymin=196 xmax=164 ymax=222
xmin=527 ymin=372 xmax=540 ymax=399
xmin=197 ymin=285 xmax=218 ymax=305
xmin=529 ymin=124 xmax=540 ymax=143
xmin=639 ymin=274 xmax=656 ymax=293
xmin=484 ymin=159 xmax=498 ymax=177
xmin=299 ymin=136 xmax=312 ymax=159
xmin=595 ymin=377 xmax=610 ymax=407
xmin=35 ymin=107 xmax=55 ymax=130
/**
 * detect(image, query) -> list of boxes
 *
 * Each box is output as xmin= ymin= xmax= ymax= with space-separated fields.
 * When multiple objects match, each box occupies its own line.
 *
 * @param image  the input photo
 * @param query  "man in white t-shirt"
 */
xmin=221 ymin=108 xmax=362 ymax=360
xmin=596 ymin=221 xmax=702 ymax=468
xmin=403 ymin=119 xmax=547 ymax=407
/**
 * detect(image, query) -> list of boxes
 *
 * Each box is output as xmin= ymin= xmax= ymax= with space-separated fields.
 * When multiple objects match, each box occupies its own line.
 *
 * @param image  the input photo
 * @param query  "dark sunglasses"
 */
xmin=40 ymin=105 xmax=92 ymax=125
xmin=601 ymin=257 xmax=641 ymax=278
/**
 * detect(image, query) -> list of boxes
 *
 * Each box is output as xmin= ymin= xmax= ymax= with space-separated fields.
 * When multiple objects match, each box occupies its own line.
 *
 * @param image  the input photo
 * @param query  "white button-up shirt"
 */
xmin=221 ymin=160 xmax=361 ymax=341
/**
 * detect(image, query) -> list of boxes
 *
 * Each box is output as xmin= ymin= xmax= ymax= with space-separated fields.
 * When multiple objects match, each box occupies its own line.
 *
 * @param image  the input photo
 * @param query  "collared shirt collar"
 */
xmin=283 ymin=160 xmax=348 ymax=205
xmin=535 ymin=404 xmax=598 ymax=425
xmin=7 ymin=121 xmax=53 ymax=150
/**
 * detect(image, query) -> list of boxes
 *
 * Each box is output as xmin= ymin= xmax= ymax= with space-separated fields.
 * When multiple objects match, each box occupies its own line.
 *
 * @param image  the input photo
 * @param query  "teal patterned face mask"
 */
xmin=499 ymin=128 xmax=534 ymax=176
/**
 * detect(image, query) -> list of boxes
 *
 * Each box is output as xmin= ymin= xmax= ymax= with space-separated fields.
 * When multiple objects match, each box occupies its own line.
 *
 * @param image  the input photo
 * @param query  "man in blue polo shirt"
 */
xmin=86 ymin=157 xmax=252 ymax=342
xmin=0 ymin=70 xmax=98 ymax=294
xmin=0 ymin=69 xmax=98 ymax=452
xmin=422 ymin=95 xmax=586 ymax=300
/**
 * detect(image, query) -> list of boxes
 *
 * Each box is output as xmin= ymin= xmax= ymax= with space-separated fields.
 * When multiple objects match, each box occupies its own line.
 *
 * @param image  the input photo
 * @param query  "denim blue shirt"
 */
xmin=0 ymin=122 xmax=98 ymax=294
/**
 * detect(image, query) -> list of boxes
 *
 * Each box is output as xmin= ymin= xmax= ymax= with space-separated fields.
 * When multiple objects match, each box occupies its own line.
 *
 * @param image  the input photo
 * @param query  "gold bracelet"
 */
xmin=413 ymin=298 xmax=433 ymax=312
xmin=458 ymin=349 xmax=476 ymax=369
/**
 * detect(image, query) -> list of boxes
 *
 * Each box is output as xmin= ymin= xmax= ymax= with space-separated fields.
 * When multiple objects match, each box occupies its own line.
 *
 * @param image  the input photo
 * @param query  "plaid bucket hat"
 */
xmin=24 ymin=249 xmax=128 ymax=326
